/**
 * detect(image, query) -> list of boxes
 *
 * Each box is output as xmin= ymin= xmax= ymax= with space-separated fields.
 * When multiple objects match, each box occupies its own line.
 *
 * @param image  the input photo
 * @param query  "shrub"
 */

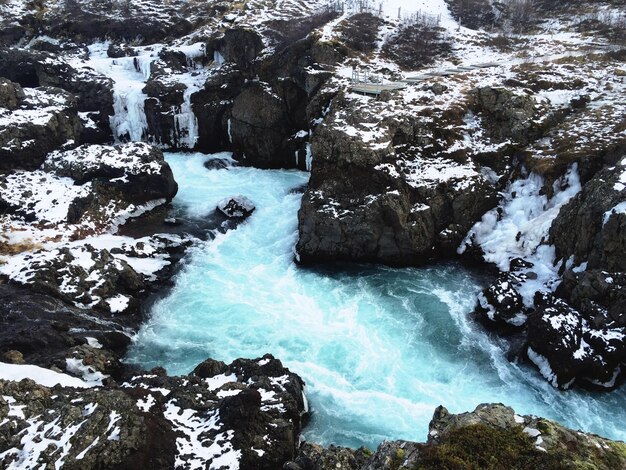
xmin=382 ymin=13 xmax=451 ymax=69
xmin=337 ymin=13 xmax=383 ymax=54
xmin=268 ymin=10 xmax=340 ymax=51
xmin=446 ymin=0 xmax=497 ymax=30
xmin=577 ymin=9 xmax=626 ymax=45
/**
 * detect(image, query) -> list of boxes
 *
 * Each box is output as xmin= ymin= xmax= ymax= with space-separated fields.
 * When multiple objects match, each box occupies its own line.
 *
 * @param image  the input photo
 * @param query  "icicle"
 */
xmin=213 ymin=50 xmax=225 ymax=66
xmin=173 ymin=84 xmax=199 ymax=148
xmin=305 ymin=143 xmax=313 ymax=171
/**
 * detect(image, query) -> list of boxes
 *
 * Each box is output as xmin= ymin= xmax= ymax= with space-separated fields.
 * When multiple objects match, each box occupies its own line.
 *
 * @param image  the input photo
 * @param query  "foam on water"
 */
xmin=127 ymin=152 xmax=626 ymax=449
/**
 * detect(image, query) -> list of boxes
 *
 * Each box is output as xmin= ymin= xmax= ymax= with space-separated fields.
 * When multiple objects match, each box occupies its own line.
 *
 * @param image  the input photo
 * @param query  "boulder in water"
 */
xmin=217 ymin=195 xmax=255 ymax=218
xmin=476 ymin=272 xmax=527 ymax=328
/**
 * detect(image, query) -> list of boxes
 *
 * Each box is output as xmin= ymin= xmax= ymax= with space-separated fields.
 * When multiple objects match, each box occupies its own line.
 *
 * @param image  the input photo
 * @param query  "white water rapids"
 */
xmin=127 ymin=152 xmax=626 ymax=449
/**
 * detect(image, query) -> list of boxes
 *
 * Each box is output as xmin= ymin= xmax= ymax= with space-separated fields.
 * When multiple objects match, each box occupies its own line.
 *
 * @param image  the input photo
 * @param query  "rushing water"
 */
xmin=127 ymin=152 xmax=626 ymax=449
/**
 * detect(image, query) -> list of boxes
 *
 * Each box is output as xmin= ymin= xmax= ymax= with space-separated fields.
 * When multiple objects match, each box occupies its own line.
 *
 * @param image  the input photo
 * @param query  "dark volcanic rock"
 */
xmin=0 ymin=355 xmax=307 ymax=470
xmin=143 ymin=80 xmax=187 ymax=148
xmin=0 ymin=78 xmax=25 ymax=109
xmin=0 ymin=283 xmax=132 ymax=373
xmin=0 ymin=47 xmax=114 ymax=142
xmin=296 ymin=94 xmax=498 ymax=265
xmin=193 ymin=36 xmax=336 ymax=167
xmin=286 ymin=403 xmax=626 ymax=470
xmin=526 ymin=293 xmax=584 ymax=388
xmin=0 ymin=378 xmax=177 ymax=469
xmin=193 ymin=69 xmax=247 ymax=153
xmin=476 ymin=272 xmax=527 ymax=327
xmin=551 ymin=162 xmax=626 ymax=272
xmin=229 ymin=80 xmax=308 ymax=168
xmin=527 ymin=293 xmax=626 ymax=389
xmin=557 ymin=269 xmax=626 ymax=329
xmin=0 ymin=85 xmax=82 ymax=171
xmin=43 ymin=142 xmax=178 ymax=204
xmin=214 ymin=28 xmax=264 ymax=69
xmin=0 ymin=142 xmax=185 ymax=314
xmin=285 ymin=443 xmax=368 ymax=470
xmin=469 ymin=86 xmax=543 ymax=145
xmin=217 ymin=195 xmax=256 ymax=218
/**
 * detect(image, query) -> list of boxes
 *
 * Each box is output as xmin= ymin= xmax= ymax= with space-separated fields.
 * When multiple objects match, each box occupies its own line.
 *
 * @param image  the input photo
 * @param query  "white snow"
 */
xmin=75 ymin=437 xmax=100 ymax=460
xmin=85 ymin=337 xmax=103 ymax=349
xmin=603 ymin=201 xmax=626 ymax=225
xmin=65 ymin=358 xmax=108 ymax=387
xmin=137 ymin=394 xmax=156 ymax=412
xmin=460 ymin=165 xmax=581 ymax=306
xmin=0 ymin=414 xmax=87 ymax=469
xmin=205 ymin=373 xmax=237 ymax=391
xmin=527 ymin=347 xmax=560 ymax=388
xmin=164 ymin=403 xmax=241 ymax=470
xmin=0 ymin=362 xmax=91 ymax=388
xmin=106 ymin=294 xmax=131 ymax=313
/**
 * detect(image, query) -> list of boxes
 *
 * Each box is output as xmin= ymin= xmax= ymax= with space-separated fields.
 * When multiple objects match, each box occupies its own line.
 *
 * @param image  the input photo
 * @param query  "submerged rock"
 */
xmin=476 ymin=272 xmax=527 ymax=328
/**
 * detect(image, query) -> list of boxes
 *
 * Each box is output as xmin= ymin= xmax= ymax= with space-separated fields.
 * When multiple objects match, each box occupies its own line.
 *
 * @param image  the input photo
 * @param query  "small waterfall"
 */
xmin=81 ymin=42 xmax=209 ymax=148
xmin=172 ymin=84 xmax=199 ymax=149
xmin=82 ymin=43 xmax=154 ymax=143
xmin=109 ymin=58 xmax=150 ymax=142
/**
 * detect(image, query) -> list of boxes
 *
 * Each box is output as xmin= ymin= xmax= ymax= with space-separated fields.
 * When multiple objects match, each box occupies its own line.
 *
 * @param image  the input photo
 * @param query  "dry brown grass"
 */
xmin=0 ymin=237 xmax=41 ymax=257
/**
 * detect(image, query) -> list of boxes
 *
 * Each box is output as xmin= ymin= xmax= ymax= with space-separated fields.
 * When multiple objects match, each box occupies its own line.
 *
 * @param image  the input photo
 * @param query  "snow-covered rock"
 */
xmin=296 ymin=91 xmax=500 ymax=265
xmin=217 ymin=195 xmax=256 ymax=219
xmin=0 ymin=84 xmax=82 ymax=171
xmin=0 ymin=354 xmax=307 ymax=470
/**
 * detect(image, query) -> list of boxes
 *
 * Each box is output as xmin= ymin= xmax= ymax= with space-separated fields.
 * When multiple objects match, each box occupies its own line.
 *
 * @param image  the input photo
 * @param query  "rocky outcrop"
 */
xmin=525 ymin=292 xmax=626 ymax=389
xmin=476 ymin=269 xmax=528 ymax=328
xmin=213 ymin=28 xmax=264 ymax=70
xmin=191 ymin=33 xmax=338 ymax=167
xmin=0 ymin=283 xmax=132 ymax=374
xmin=0 ymin=47 xmax=114 ymax=143
xmin=5 ymin=357 xmax=626 ymax=470
xmin=0 ymin=84 xmax=82 ymax=171
xmin=0 ymin=355 xmax=307 ymax=470
xmin=229 ymin=80 xmax=309 ymax=168
xmin=286 ymin=403 xmax=626 ymax=470
xmin=507 ymin=158 xmax=626 ymax=389
xmin=296 ymin=92 xmax=499 ymax=265
xmin=285 ymin=443 xmax=370 ymax=470
xmin=43 ymin=142 xmax=178 ymax=204
xmin=551 ymin=161 xmax=626 ymax=272
xmin=1 ymin=143 xmax=177 ymax=233
xmin=193 ymin=69 xmax=247 ymax=153
xmin=0 ymin=142 xmax=183 ymax=314
xmin=1 ymin=235 xmax=186 ymax=313
xmin=557 ymin=269 xmax=626 ymax=329
xmin=469 ymin=86 xmax=544 ymax=145
xmin=0 ymin=77 xmax=25 ymax=108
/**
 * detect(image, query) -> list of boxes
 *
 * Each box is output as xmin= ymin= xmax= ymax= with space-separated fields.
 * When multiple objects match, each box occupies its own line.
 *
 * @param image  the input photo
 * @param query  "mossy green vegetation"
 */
xmin=414 ymin=424 xmax=569 ymax=470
